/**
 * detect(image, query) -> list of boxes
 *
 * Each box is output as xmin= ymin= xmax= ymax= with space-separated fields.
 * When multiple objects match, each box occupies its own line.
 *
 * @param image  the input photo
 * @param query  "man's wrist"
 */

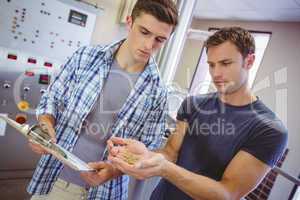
xmin=159 ymin=154 xmax=172 ymax=178
xmin=112 ymin=166 xmax=123 ymax=178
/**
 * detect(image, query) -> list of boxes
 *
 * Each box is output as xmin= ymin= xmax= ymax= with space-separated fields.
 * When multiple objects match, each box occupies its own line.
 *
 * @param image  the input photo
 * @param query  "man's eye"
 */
xmin=141 ymin=31 xmax=149 ymax=35
xmin=155 ymin=38 xmax=164 ymax=43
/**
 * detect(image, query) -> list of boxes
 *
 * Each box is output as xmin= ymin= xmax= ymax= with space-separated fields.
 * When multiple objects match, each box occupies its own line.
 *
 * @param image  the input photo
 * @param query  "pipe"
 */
xmin=273 ymin=167 xmax=300 ymax=186
xmin=158 ymin=0 xmax=197 ymax=84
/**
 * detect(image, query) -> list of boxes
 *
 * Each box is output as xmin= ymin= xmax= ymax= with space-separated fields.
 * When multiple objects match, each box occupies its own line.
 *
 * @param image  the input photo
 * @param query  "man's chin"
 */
xmin=215 ymin=86 xmax=234 ymax=95
xmin=214 ymin=83 xmax=237 ymax=94
xmin=215 ymin=85 xmax=227 ymax=93
xmin=216 ymin=90 xmax=227 ymax=95
xmin=216 ymin=88 xmax=238 ymax=95
xmin=135 ymin=56 xmax=149 ymax=63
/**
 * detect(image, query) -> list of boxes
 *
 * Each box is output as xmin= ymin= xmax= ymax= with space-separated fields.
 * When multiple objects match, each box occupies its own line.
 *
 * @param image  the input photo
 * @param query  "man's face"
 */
xmin=126 ymin=13 xmax=173 ymax=63
xmin=207 ymin=41 xmax=254 ymax=94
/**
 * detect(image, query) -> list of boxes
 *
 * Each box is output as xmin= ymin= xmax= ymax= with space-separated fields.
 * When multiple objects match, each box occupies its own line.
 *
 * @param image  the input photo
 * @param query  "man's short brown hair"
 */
xmin=131 ymin=0 xmax=178 ymax=28
xmin=205 ymin=27 xmax=256 ymax=58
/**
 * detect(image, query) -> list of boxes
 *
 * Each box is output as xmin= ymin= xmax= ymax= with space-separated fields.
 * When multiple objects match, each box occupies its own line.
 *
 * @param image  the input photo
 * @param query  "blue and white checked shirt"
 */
xmin=27 ymin=40 xmax=168 ymax=200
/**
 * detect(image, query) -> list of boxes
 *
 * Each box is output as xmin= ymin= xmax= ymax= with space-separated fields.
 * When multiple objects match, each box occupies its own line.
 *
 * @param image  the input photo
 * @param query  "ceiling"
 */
xmin=193 ymin=0 xmax=300 ymax=22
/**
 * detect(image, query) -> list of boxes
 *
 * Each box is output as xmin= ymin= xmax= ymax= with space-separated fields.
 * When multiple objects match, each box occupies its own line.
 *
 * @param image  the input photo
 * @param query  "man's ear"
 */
xmin=244 ymin=54 xmax=255 ymax=70
xmin=126 ymin=16 xmax=133 ymax=31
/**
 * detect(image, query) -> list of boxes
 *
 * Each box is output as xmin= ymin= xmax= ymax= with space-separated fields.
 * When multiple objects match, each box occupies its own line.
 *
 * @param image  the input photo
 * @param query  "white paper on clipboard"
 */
xmin=0 ymin=113 xmax=8 ymax=136
xmin=47 ymin=143 xmax=96 ymax=172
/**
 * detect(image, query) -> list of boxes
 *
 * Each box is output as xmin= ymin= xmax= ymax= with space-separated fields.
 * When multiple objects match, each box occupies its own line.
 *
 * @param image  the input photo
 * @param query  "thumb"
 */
xmin=48 ymin=126 xmax=56 ymax=143
xmin=40 ymin=122 xmax=56 ymax=143
xmin=110 ymin=136 xmax=129 ymax=146
xmin=88 ymin=162 xmax=107 ymax=170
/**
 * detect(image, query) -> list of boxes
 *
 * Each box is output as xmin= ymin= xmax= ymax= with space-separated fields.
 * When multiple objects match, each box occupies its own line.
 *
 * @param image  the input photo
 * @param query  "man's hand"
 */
xmin=28 ymin=114 xmax=56 ymax=155
xmin=80 ymin=161 xmax=120 ymax=186
xmin=107 ymin=136 xmax=149 ymax=158
xmin=107 ymin=137 xmax=168 ymax=180
xmin=28 ymin=140 xmax=50 ymax=155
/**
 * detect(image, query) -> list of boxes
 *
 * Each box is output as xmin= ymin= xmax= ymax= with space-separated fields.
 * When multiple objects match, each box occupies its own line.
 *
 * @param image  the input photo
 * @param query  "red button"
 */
xmin=28 ymin=58 xmax=37 ymax=64
xmin=15 ymin=114 xmax=27 ymax=124
xmin=44 ymin=62 xmax=53 ymax=67
xmin=25 ymin=71 xmax=35 ymax=76
xmin=7 ymin=54 xmax=17 ymax=60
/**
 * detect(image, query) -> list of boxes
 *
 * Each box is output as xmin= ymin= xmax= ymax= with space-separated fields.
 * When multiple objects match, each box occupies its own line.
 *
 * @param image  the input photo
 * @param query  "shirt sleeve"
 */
xmin=140 ymin=89 xmax=168 ymax=150
xmin=176 ymin=96 xmax=196 ymax=122
xmin=241 ymin=119 xmax=288 ymax=168
xmin=36 ymin=47 xmax=85 ymax=118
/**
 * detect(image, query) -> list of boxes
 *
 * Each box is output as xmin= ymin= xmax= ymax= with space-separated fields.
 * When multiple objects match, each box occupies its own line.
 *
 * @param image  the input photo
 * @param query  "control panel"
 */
xmin=0 ymin=1 xmax=100 ymax=198
xmin=0 ymin=47 xmax=61 ymax=171
xmin=0 ymin=0 xmax=100 ymax=178
xmin=0 ymin=0 xmax=97 ymax=61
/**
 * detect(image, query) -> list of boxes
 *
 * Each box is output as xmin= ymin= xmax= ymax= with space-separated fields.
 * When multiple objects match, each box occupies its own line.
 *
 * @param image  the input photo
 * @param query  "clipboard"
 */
xmin=0 ymin=115 xmax=96 ymax=172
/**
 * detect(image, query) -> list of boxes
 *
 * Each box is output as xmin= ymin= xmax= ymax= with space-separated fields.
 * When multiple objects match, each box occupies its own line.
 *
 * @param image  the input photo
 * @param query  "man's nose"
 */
xmin=144 ymin=38 xmax=154 ymax=50
xmin=212 ymin=66 xmax=223 ymax=78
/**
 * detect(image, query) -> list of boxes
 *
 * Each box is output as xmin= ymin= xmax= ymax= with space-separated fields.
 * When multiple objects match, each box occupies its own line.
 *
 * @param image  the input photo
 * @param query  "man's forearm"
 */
xmin=160 ymin=160 xmax=232 ymax=200
xmin=112 ymin=167 xmax=124 ymax=178
xmin=154 ymin=145 xmax=180 ymax=163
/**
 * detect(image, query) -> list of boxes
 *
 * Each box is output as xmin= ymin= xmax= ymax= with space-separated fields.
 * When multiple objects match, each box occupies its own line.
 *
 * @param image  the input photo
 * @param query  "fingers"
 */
xmin=107 ymin=140 xmax=119 ymax=157
xmin=108 ymin=155 xmax=157 ymax=180
xmin=110 ymin=148 xmax=120 ymax=157
xmin=47 ymin=125 xmax=56 ymax=143
xmin=109 ymin=136 xmax=129 ymax=146
xmin=80 ymin=163 xmax=114 ymax=186
xmin=109 ymin=155 xmax=128 ymax=168
xmin=107 ymin=139 xmax=114 ymax=150
xmin=47 ymin=123 xmax=57 ymax=143
xmin=41 ymin=122 xmax=56 ymax=143
xmin=107 ymin=138 xmax=129 ymax=157
xmin=88 ymin=162 xmax=107 ymax=170
xmin=109 ymin=155 xmax=137 ymax=172
xmin=28 ymin=141 xmax=48 ymax=155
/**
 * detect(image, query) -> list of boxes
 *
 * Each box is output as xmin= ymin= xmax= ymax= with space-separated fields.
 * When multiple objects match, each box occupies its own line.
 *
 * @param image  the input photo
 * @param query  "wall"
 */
xmin=173 ymin=39 xmax=204 ymax=90
xmin=174 ymin=19 xmax=300 ymax=200
xmin=84 ymin=0 xmax=128 ymax=45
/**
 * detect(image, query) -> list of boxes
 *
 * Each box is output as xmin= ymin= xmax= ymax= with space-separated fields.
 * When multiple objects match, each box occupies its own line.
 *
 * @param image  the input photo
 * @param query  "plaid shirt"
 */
xmin=27 ymin=40 xmax=168 ymax=200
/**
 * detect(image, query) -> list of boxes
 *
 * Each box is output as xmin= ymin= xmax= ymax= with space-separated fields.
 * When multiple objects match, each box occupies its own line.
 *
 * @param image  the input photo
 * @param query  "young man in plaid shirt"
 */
xmin=28 ymin=1 xmax=178 ymax=199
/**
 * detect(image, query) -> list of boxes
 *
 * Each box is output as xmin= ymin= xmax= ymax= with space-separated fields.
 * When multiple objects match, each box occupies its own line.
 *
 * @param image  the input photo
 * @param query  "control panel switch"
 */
xmin=17 ymin=100 xmax=30 ymax=111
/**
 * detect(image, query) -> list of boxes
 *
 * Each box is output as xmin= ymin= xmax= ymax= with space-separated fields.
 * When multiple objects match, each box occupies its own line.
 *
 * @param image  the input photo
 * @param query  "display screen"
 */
xmin=68 ymin=10 xmax=88 ymax=27
xmin=39 ymin=74 xmax=51 ymax=85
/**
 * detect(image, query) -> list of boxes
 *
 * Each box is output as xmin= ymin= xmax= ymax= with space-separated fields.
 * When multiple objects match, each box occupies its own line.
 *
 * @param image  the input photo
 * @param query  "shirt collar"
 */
xmin=100 ymin=39 xmax=160 ymax=79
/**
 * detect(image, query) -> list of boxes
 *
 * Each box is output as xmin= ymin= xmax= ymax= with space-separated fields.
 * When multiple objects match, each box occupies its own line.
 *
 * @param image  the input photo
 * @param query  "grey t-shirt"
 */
xmin=59 ymin=59 xmax=140 ymax=187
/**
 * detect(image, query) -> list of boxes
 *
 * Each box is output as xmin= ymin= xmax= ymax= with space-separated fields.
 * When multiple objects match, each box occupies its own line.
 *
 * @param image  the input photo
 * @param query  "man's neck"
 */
xmin=114 ymin=40 xmax=147 ymax=73
xmin=218 ymin=84 xmax=257 ymax=106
